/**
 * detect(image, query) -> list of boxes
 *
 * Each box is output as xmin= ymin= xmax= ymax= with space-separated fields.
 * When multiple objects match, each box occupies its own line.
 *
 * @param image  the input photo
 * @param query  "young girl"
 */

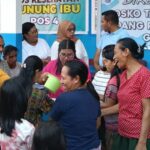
xmin=0 ymin=77 xmax=35 ymax=149
xmin=100 ymin=45 xmax=121 ymax=150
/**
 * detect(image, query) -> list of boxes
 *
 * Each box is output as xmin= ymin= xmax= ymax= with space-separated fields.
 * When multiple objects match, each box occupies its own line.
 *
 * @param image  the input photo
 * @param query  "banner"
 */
xmin=92 ymin=0 xmax=150 ymax=48
xmin=22 ymin=0 xmax=88 ymax=34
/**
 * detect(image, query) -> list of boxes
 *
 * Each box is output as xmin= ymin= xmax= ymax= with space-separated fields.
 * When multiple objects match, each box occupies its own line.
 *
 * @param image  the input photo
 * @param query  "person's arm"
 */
xmin=135 ymin=98 xmax=150 ymax=150
xmin=50 ymin=41 xmax=59 ymax=60
xmin=93 ymin=49 xmax=101 ymax=71
xmin=100 ymin=97 xmax=116 ymax=109
xmin=75 ymin=39 xmax=89 ymax=66
xmin=42 ymin=57 xmax=51 ymax=66
xmin=101 ymin=104 xmax=119 ymax=116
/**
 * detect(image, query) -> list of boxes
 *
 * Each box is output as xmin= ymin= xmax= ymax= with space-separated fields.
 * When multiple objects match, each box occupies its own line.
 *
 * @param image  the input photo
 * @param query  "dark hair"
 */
xmin=56 ymin=39 xmax=77 ymax=75
xmin=32 ymin=120 xmax=66 ymax=150
xmin=22 ymin=22 xmax=35 ymax=40
xmin=19 ymin=55 xmax=43 ymax=97
xmin=3 ymin=45 xmax=17 ymax=58
xmin=102 ymin=45 xmax=115 ymax=61
xmin=102 ymin=10 xmax=119 ymax=25
xmin=102 ymin=45 xmax=121 ymax=88
xmin=20 ymin=55 xmax=43 ymax=81
xmin=64 ymin=60 xmax=99 ymax=101
xmin=117 ymin=38 xmax=145 ymax=59
xmin=0 ymin=77 xmax=28 ymax=136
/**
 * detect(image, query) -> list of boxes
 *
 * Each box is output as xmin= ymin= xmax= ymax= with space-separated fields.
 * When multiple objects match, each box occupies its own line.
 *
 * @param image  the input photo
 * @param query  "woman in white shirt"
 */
xmin=22 ymin=22 xmax=51 ymax=65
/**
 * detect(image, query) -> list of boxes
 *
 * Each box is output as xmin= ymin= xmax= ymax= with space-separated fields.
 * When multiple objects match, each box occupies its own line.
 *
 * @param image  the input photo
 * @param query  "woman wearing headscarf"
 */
xmin=50 ymin=20 xmax=89 ymax=66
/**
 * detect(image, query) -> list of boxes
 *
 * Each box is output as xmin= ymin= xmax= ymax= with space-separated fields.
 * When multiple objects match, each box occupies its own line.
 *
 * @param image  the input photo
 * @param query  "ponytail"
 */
xmin=86 ymin=81 xmax=99 ymax=101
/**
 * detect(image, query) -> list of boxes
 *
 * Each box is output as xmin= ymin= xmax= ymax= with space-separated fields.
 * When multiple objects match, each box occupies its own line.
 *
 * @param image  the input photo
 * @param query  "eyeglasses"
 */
xmin=67 ymin=28 xmax=75 ymax=32
xmin=60 ymin=53 xmax=74 ymax=58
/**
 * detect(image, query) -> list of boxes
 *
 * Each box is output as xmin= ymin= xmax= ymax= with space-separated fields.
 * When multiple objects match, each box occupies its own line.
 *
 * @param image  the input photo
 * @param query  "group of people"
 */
xmin=0 ymin=9 xmax=150 ymax=150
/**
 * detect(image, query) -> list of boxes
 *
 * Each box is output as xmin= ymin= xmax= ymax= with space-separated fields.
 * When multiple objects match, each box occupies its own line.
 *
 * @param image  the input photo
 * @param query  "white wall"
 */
xmin=0 ymin=0 xmax=21 ymax=33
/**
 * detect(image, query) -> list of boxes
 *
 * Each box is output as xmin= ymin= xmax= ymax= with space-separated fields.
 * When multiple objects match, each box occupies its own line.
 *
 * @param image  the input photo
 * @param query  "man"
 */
xmin=94 ymin=10 xmax=129 ymax=71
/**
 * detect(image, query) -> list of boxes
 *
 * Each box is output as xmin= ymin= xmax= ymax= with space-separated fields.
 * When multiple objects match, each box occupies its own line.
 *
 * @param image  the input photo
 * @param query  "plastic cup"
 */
xmin=44 ymin=74 xmax=60 ymax=93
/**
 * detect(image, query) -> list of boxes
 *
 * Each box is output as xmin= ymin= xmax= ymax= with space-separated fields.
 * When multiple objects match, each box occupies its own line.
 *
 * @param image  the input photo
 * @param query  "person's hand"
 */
xmin=135 ymin=142 xmax=146 ymax=150
xmin=38 ymin=72 xmax=49 ymax=84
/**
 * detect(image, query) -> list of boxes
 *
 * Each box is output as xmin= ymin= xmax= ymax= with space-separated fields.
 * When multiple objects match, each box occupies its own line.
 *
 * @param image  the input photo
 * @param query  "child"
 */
xmin=0 ymin=77 xmax=35 ymax=149
xmin=101 ymin=45 xmax=121 ymax=150
xmin=0 ymin=45 xmax=21 ymax=77
xmin=32 ymin=120 xmax=66 ymax=150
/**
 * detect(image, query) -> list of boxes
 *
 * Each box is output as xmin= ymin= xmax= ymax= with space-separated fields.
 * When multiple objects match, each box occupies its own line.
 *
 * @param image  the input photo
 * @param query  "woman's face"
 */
xmin=66 ymin=24 xmax=75 ymax=39
xmin=103 ymin=57 xmax=114 ymax=72
xmin=61 ymin=66 xmax=78 ymax=92
xmin=114 ymin=43 xmax=127 ymax=69
xmin=24 ymin=26 xmax=38 ymax=44
xmin=59 ymin=49 xmax=75 ymax=65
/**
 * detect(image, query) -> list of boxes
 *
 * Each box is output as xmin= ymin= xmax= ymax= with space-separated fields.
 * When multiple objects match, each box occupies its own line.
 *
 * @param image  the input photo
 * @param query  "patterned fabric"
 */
xmin=104 ymin=77 xmax=118 ymax=131
xmin=0 ymin=119 xmax=35 ymax=150
xmin=118 ymin=66 xmax=150 ymax=138
xmin=24 ymin=88 xmax=54 ymax=126
xmin=92 ymin=70 xmax=110 ymax=96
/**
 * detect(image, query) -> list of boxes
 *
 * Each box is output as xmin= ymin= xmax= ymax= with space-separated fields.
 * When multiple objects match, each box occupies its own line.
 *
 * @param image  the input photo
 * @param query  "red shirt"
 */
xmin=118 ymin=66 xmax=150 ymax=138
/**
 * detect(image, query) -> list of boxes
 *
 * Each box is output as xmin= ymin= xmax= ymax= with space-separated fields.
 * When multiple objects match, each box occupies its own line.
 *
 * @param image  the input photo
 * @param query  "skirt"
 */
xmin=111 ymin=133 xmax=150 ymax=150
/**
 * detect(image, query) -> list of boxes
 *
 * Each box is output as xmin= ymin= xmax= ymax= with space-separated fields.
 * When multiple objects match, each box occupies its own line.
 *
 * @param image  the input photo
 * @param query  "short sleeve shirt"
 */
xmin=118 ymin=66 xmax=150 ymax=138
xmin=22 ymin=38 xmax=51 ymax=62
xmin=98 ymin=28 xmax=129 ymax=66
xmin=104 ymin=76 xmax=118 ymax=131
xmin=50 ymin=89 xmax=100 ymax=150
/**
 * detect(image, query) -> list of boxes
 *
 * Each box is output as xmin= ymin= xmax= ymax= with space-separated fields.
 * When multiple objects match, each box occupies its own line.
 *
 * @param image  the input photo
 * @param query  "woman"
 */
xmin=22 ymin=22 xmax=51 ymax=65
xmin=0 ymin=77 xmax=35 ymax=150
xmin=32 ymin=120 xmax=66 ymax=150
xmin=50 ymin=20 xmax=89 ymax=65
xmin=19 ymin=55 xmax=51 ymax=125
xmin=49 ymin=60 xmax=101 ymax=150
xmin=112 ymin=38 xmax=150 ymax=150
xmin=42 ymin=39 xmax=91 ymax=98
xmin=0 ymin=45 xmax=21 ymax=77
xmin=19 ymin=55 xmax=43 ymax=97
